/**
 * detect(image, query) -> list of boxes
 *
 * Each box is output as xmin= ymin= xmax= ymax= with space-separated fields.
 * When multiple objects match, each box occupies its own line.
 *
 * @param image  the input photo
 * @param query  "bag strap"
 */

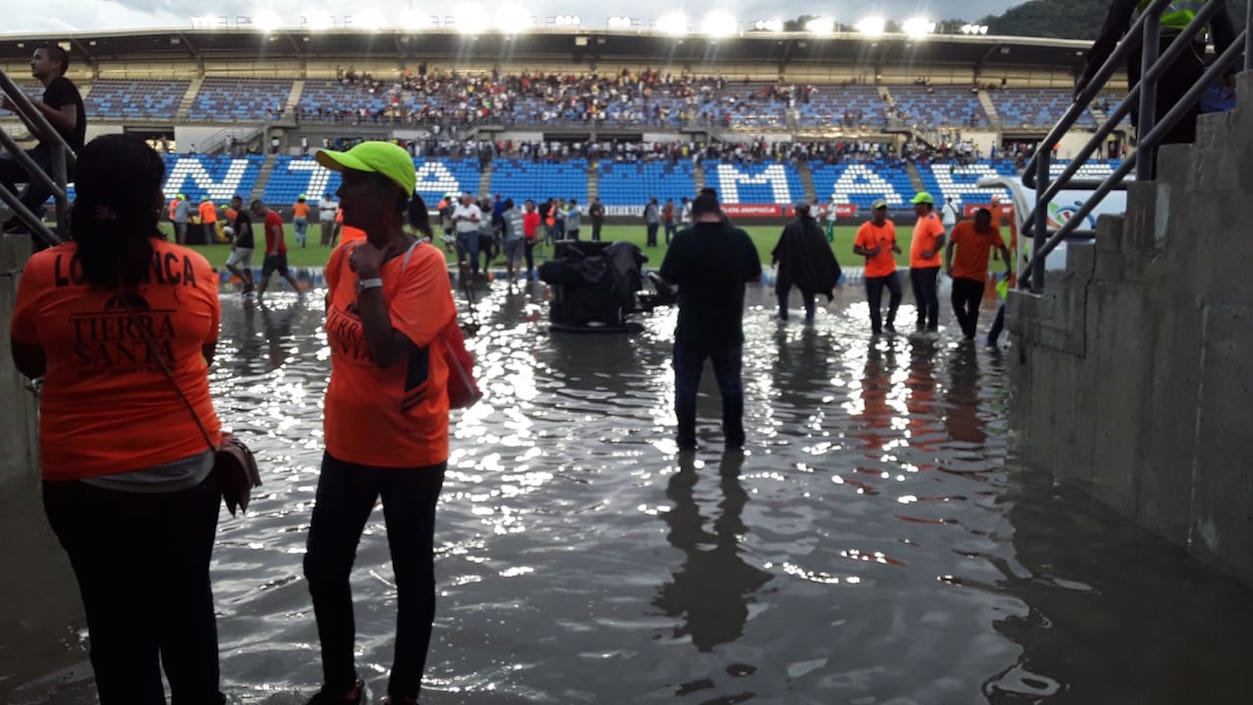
xmin=117 ymin=293 xmax=217 ymax=454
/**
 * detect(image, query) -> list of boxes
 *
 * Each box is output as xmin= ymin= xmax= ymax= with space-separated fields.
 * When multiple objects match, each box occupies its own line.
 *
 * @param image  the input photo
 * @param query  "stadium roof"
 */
xmin=0 ymin=28 xmax=1093 ymax=71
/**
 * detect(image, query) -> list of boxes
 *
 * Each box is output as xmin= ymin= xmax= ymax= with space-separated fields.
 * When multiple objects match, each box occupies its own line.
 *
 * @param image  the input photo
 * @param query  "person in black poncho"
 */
xmin=771 ymin=200 xmax=842 ymax=322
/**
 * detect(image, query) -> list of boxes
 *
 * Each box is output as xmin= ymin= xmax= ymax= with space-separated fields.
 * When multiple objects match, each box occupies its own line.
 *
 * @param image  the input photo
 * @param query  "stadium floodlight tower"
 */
xmin=752 ymin=18 xmax=784 ymax=32
xmin=254 ymin=10 xmax=282 ymax=33
xmin=401 ymin=9 xmax=433 ymax=30
xmin=805 ymin=16 xmax=835 ymax=34
xmin=607 ymin=16 xmax=634 ymax=29
xmin=657 ymin=11 xmax=689 ymax=36
xmin=304 ymin=12 xmax=335 ymax=31
xmin=353 ymin=9 xmax=387 ymax=31
xmin=855 ymin=17 xmax=885 ymax=36
xmin=701 ymin=11 xmax=738 ymax=38
xmin=454 ymin=3 xmax=489 ymax=33
xmin=902 ymin=17 xmax=936 ymax=38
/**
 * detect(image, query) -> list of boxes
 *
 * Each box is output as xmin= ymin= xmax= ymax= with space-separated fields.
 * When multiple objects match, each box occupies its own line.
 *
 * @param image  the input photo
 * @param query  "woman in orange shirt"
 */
xmin=10 ymin=134 xmax=225 ymax=705
xmin=304 ymin=142 xmax=457 ymax=705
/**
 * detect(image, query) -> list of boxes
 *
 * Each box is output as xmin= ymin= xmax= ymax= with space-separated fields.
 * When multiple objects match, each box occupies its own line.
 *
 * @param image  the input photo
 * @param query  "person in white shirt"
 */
xmin=318 ymin=193 xmax=338 ymax=246
xmin=942 ymin=196 xmax=961 ymax=230
xmin=452 ymin=192 xmax=484 ymax=276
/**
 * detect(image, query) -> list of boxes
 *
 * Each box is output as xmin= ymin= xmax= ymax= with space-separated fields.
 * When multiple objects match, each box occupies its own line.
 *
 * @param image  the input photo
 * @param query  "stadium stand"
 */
xmin=489 ymin=159 xmax=589 ymax=203
xmin=161 ymin=154 xmax=266 ymax=203
xmin=703 ymin=160 xmax=805 ymax=205
xmin=890 ymin=85 xmax=989 ymax=128
xmin=597 ymin=161 xmax=696 ymax=206
xmin=299 ymin=79 xmax=391 ymax=117
xmin=798 ymin=85 xmax=886 ymax=128
xmin=810 ymin=161 xmax=916 ymax=209
xmin=917 ymin=160 xmax=1018 ymax=205
xmin=84 ymin=79 xmax=189 ymax=119
xmin=991 ymin=88 xmax=1096 ymax=128
xmin=261 ymin=156 xmax=481 ymax=205
xmin=189 ymin=78 xmax=293 ymax=121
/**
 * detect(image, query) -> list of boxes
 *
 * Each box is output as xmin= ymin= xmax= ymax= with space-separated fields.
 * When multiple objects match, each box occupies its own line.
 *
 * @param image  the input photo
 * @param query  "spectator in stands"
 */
xmin=566 ymin=198 xmax=581 ymax=241
xmin=318 ymin=193 xmax=339 ymax=246
xmin=0 ymin=45 xmax=86 ymax=241
xmin=945 ymin=208 xmax=1012 ymax=341
xmin=662 ymin=198 xmax=677 ymax=244
xmin=225 ymin=195 xmax=255 ymax=295
xmin=854 ymin=200 xmax=903 ymax=335
xmin=588 ymin=197 xmax=605 ymax=241
xmin=771 ymin=199 xmax=841 ymax=323
xmin=253 ymin=200 xmax=301 ymax=300
xmin=502 ymin=198 xmax=525 ymax=281
xmin=305 ymin=141 xmax=455 ymax=705
xmin=909 ymin=192 xmax=945 ymax=333
xmin=172 ymin=193 xmax=190 ymax=245
xmin=453 ymin=192 xmax=483 ymax=276
xmin=10 ymin=133 xmax=226 ymax=705
xmin=657 ymin=191 xmax=762 ymax=451
xmin=197 ymin=197 xmax=218 ymax=246
xmin=1078 ymin=0 xmax=1235 ymax=150
xmin=522 ymin=199 xmax=540 ymax=275
xmin=644 ymin=197 xmax=660 ymax=247
xmin=292 ymin=195 xmax=310 ymax=248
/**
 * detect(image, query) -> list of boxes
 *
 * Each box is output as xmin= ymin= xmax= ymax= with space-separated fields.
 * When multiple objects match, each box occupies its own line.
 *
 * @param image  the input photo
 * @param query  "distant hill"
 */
xmin=979 ymin=0 xmax=1248 ymax=41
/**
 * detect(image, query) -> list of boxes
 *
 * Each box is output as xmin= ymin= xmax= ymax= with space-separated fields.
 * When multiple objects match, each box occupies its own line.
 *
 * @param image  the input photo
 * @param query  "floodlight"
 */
xmin=753 ymin=18 xmax=784 ymax=32
xmin=805 ymin=16 xmax=835 ymax=34
xmin=355 ymin=9 xmax=386 ymax=30
xmin=902 ymin=17 xmax=935 ymax=37
xmin=401 ymin=9 xmax=433 ymax=29
xmin=702 ymin=11 xmax=737 ymax=37
xmin=608 ymin=16 xmax=633 ymax=29
xmin=980 ymin=26 xmax=989 ymax=34
xmin=553 ymin=14 xmax=582 ymax=27
xmin=855 ymin=17 xmax=884 ymax=36
xmin=454 ymin=3 xmax=488 ymax=33
xmin=657 ymin=11 xmax=688 ymax=35
xmin=254 ymin=10 xmax=281 ymax=33
xmin=497 ymin=4 xmax=532 ymax=31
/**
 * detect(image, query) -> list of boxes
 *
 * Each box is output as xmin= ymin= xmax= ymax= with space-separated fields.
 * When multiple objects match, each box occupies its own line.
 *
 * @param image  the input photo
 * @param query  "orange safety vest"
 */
xmin=168 ymin=199 xmax=179 ymax=219
xmin=199 ymin=202 xmax=217 ymax=224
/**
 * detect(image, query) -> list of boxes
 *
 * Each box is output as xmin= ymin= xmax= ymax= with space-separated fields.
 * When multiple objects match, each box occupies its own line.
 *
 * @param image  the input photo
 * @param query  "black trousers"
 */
xmin=646 ymin=223 xmax=659 ymax=247
xmin=673 ymin=342 xmax=745 ymax=450
xmin=951 ymin=277 xmax=986 ymax=339
xmin=909 ymin=266 xmax=941 ymax=330
xmin=864 ymin=272 xmax=902 ymax=333
xmin=304 ymin=452 xmax=446 ymax=701
xmin=776 ymin=278 xmax=815 ymax=320
xmin=591 ymin=222 xmax=602 ymax=241
xmin=524 ymin=238 xmax=535 ymax=273
xmin=43 ymin=474 xmax=224 ymax=705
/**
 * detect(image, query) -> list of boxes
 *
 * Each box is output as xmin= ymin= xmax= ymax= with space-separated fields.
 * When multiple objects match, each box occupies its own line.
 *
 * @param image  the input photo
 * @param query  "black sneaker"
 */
xmin=306 ymin=680 xmax=364 ymax=705
xmin=382 ymin=698 xmax=419 ymax=705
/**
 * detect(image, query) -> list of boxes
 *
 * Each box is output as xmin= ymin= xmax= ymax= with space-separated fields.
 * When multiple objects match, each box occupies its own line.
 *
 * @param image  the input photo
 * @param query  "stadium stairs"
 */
xmin=797 ymin=161 xmax=816 ymax=202
xmin=978 ymin=90 xmax=1003 ymax=130
xmin=177 ymin=77 xmax=202 ymax=119
xmin=478 ymin=162 xmax=492 ymax=196
xmin=692 ymin=162 xmax=706 ymax=192
xmin=1007 ymin=71 xmax=1253 ymax=589
xmin=587 ymin=162 xmax=599 ymax=201
xmin=286 ymin=80 xmax=304 ymax=116
xmin=905 ymin=162 xmax=926 ymax=194
xmin=251 ymin=154 xmax=277 ymax=204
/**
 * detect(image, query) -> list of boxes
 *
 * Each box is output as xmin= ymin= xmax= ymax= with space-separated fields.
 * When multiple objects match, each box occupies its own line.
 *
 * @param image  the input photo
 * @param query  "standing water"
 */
xmin=2 ymin=282 xmax=1252 ymax=704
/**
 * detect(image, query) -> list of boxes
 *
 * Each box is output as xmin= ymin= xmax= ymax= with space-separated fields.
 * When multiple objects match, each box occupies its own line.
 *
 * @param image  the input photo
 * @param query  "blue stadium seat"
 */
xmin=489 ymin=159 xmax=588 ymax=203
xmin=890 ymin=85 xmax=989 ymax=128
xmin=702 ymin=160 xmax=804 ymax=204
xmin=160 ymin=154 xmax=266 ymax=203
xmin=597 ymin=161 xmax=695 ymax=206
xmin=809 ymin=161 xmax=915 ymax=209
xmin=263 ymin=156 xmax=481 ymax=206
xmin=189 ymin=78 xmax=293 ymax=121
xmin=85 ymin=79 xmax=189 ymax=119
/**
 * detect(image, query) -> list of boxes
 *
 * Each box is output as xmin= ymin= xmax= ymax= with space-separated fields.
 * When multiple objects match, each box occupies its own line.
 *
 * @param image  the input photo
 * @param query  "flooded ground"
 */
xmin=3 ymin=281 xmax=1253 ymax=705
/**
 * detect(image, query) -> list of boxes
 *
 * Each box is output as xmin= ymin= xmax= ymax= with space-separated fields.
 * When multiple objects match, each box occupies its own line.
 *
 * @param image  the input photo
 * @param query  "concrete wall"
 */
xmin=0 ymin=234 xmax=39 ymax=493
xmin=1007 ymin=71 xmax=1253 ymax=587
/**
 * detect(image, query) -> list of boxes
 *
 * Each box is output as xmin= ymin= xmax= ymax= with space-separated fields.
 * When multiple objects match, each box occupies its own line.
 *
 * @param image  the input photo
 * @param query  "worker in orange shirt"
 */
xmin=908 ymin=192 xmax=945 ymax=333
xmin=945 ymin=207 xmax=1012 ymax=341
xmin=292 ymin=194 xmax=311 ymax=248
xmin=197 ymin=196 xmax=217 ymax=246
xmin=853 ymin=199 xmax=902 ymax=335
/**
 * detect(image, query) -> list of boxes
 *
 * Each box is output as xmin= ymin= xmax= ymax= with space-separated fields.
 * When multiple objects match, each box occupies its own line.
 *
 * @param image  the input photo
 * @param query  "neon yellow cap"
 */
xmin=316 ymin=141 xmax=416 ymax=197
xmin=911 ymin=192 xmax=934 ymax=205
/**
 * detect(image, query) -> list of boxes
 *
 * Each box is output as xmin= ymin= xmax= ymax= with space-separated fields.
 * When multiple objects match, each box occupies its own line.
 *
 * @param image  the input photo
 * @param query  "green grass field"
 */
xmin=165 ymin=223 xmax=916 ymax=269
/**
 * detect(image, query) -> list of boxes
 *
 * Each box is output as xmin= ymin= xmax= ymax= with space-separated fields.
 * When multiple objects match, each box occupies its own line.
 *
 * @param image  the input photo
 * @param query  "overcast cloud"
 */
xmin=4 ymin=0 xmax=1023 ymax=34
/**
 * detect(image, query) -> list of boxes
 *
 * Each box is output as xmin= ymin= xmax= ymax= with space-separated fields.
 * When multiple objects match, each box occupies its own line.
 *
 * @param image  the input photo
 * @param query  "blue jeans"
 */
xmin=673 ymin=341 xmax=745 ymax=449
xmin=456 ymin=231 xmax=480 ymax=274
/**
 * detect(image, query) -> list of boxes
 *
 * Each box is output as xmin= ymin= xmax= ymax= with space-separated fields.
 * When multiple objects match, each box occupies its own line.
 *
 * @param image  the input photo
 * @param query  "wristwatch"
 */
xmin=356 ymin=277 xmax=383 ymax=293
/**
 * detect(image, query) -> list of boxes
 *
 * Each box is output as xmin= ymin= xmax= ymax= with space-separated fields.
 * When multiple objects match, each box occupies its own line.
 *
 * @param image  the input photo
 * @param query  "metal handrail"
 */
xmin=1020 ymin=26 xmax=1248 ymax=290
xmin=0 ymin=68 xmax=77 ymax=246
xmin=1017 ymin=0 xmax=1251 ymax=291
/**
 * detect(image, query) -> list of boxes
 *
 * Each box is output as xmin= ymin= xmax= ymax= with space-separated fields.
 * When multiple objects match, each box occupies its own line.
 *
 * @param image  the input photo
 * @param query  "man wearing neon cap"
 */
xmin=909 ymin=191 xmax=945 ymax=333
xmin=172 ymin=193 xmax=190 ymax=244
xmin=304 ymin=141 xmax=455 ymax=705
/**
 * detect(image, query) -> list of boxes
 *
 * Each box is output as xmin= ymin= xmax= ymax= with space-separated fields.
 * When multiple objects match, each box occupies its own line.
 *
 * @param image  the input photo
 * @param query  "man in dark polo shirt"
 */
xmin=0 ymin=45 xmax=86 ymax=241
xmin=657 ymin=191 xmax=762 ymax=451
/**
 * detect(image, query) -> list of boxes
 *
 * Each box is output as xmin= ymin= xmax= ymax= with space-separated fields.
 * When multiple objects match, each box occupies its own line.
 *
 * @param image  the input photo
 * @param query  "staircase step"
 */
xmin=478 ymin=160 xmax=492 ymax=196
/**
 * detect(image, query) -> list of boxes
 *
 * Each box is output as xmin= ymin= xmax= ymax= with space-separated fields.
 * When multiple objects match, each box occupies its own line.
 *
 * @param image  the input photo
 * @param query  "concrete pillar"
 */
xmin=0 ymin=233 xmax=38 ymax=492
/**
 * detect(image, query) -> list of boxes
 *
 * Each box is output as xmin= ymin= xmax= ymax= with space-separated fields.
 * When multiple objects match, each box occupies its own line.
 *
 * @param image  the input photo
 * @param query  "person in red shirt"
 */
xmin=252 ymin=199 xmax=301 ymax=300
xmin=908 ymin=191 xmax=946 ymax=333
xmin=944 ymin=207 xmax=1012 ymax=340
xmin=853 ymin=199 xmax=903 ymax=335
xmin=522 ymin=198 xmax=541 ymax=276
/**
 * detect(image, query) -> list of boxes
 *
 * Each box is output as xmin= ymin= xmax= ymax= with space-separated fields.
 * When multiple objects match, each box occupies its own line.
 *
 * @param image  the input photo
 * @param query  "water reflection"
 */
xmin=653 ymin=451 xmax=771 ymax=652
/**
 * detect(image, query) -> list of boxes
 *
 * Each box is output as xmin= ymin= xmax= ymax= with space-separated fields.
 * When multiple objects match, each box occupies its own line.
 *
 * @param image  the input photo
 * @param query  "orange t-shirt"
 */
xmin=909 ymin=211 xmax=945 ymax=268
xmin=323 ymin=241 xmax=456 ymax=467
xmin=948 ymin=220 xmax=1006 ymax=281
xmin=854 ymin=220 xmax=898 ymax=278
xmin=10 ymin=239 xmax=221 ymax=481
xmin=340 ymin=226 xmax=367 ymax=244
xmin=199 ymin=202 xmax=217 ymax=224
xmin=292 ymin=202 xmax=310 ymax=218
